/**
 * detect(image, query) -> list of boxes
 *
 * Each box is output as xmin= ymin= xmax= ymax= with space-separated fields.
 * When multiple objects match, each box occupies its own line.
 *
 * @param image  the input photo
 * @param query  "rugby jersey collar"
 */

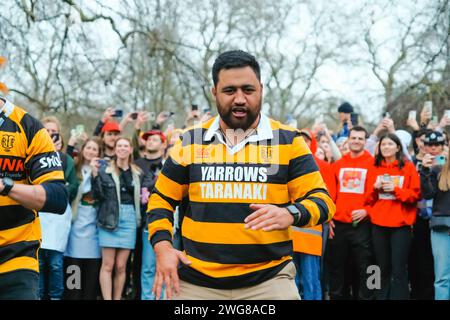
xmin=0 ymin=98 xmax=14 ymax=128
xmin=204 ymin=113 xmax=273 ymax=155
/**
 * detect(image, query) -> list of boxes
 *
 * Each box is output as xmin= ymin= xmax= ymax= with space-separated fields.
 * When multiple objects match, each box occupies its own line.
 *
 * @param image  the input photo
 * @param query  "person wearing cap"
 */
xmin=334 ymin=102 xmax=354 ymax=140
xmin=134 ymin=130 xmax=167 ymax=300
xmin=410 ymin=130 xmax=446 ymax=300
xmin=100 ymin=121 xmax=121 ymax=161
xmin=420 ymin=142 xmax=450 ymax=300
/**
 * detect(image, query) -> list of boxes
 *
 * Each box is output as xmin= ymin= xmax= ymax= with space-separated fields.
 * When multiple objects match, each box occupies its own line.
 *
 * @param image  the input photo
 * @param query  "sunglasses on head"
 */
xmin=425 ymin=143 xmax=444 ymax=147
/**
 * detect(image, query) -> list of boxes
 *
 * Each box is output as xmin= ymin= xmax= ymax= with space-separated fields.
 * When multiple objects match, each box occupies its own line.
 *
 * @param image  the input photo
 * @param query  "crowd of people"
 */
xmin=1 ymin=50 xmax=449 ymax=301
xmin=34 ymin=99 xmax=450 ymax=301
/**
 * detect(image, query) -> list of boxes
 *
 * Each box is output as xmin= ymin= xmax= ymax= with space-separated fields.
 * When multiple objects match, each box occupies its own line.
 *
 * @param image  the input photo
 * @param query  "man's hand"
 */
xmin=102 ymin=107 xmax=115 ymax=123
xmin=383 ymin=117 xmax=395 ymax=133
xmin=135 ymin=111 xmax=149 ymax=130
xmin=438 ymin=115 xmax=450 ymax=130
xmin=420 ymin=107 xmax=432 ymax=125
xmin=406 ymin=118 xmax=420 ymax=131
xmin=351 ymin=209 xmax=367 ymax=224
xmin=152 ymin=241 xmax=192 ymax=300
xmin=245 ymin=204 xmax=294 ymax=231
xmin=156 ymin=111 xmax=171 ymax=126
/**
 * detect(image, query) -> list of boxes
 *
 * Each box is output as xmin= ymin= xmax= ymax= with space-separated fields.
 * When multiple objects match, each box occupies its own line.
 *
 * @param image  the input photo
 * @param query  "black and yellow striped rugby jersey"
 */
xmin=147 ymin=114 xmax=335 ymax=289
xmin=0 ymin=99 xmax=64 ymax=275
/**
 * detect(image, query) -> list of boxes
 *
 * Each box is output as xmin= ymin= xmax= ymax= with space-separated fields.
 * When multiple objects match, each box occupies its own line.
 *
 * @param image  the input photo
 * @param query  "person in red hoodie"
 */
xmin=365 ymin=133 xmax=420 ymax=300
xmin=329 ymin=126 xmax=374 ymax=300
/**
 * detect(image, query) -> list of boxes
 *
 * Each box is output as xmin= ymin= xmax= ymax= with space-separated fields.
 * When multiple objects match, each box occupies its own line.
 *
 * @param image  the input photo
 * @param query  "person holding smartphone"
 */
xmin=64 ymin=137 xmax=103 ymax=300
xmin=410 ymin=130 xmax=446 ymax=299
xmin=39 ymin=116 xmax=79 ymax=300
xmin=420 ymin=145 xmax=450 ymax=300
xmin=365 ymin=133 xmax=420 ymax=300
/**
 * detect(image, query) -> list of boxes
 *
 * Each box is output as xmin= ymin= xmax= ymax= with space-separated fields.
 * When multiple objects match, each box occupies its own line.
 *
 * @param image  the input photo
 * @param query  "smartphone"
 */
xmin=384 ymin=112 xmax=391 ymax=119
xmin=424 ymin=101 xmax=432 ymax=113
xmin=76 ymin=124 xmax=85 ymax=133
xmin=382 ymin=174 xmax=391 ymax=183
xmin=350 ymin=113 xmax=359 ymax=125
xmin=408 ymin=110 xmax=417 ymax=120
xmin=191 ymin=104 xmax=198 ymax=111
xmin=112 ymin=109 xmax=123 ymax=118
xmin=51 ymin=133 xmax=60 ymax=142
xmin=445 ymin=110 xmax=450 ymax=118
xmin=434 ymin=155 xmax=446 ymax=166
xmin=98 ymin=159 xmax=108 ymax=166
xmin=130 ymin=112 xmax=138 ymax=120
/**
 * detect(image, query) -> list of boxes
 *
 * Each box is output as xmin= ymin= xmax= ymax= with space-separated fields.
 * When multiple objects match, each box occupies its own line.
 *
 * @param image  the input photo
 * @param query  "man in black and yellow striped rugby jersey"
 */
xmin=0 ymin=98 xmax=68 ymax=300
xmin=147 ymin=50 xmax=335 ymax=300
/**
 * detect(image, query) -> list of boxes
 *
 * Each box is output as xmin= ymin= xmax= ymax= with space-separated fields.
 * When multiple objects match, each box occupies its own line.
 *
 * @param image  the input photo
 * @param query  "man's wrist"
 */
xmin=286 ymin=205 xmax=301 ymax=226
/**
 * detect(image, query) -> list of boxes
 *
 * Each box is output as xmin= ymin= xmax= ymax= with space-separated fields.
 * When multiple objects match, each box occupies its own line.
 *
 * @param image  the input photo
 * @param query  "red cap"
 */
xmin=142 ymin=130 xmax=166 ymax=143
xmin=101 ymin=121 xmax=121 ymax=133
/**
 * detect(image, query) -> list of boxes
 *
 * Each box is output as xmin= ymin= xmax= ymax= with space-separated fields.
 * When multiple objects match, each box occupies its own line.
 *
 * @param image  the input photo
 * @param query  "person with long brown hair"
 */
xmin=365 ymin=133 xmax=421 ymax=300
xmin=420 ymin=141 xmax=450 ymax=300
xmin=91 ymin=137 xmax=143 ymax=300
xmin=64 ymin=136 xmax=103 ymax=300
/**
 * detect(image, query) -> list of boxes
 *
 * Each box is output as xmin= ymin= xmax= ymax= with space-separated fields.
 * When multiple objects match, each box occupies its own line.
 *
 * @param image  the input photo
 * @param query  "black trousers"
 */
xmin=372 ymin=225 xmax=412 ymax=300
xmin=0 ymin=270 xmax=39 ymax=300
xmin=408 ymin=217 xmax=435 ymax=300
xmin=328 ymin=220 xmax=374 ymax=300
xmin=63 ymin=257 xmax=101 ymax=300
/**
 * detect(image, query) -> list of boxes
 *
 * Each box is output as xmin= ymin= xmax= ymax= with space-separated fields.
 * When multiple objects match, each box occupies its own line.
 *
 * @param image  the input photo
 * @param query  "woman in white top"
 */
xmin=64 ymin=137 xmax=103 ymax=300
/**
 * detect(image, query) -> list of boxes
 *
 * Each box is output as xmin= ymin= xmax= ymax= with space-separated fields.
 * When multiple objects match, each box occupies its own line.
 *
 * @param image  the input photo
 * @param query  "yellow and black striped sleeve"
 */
xmin=22 ymin=114 xmax=64 ymax=184
xmin=147 ymin=137 xmax=189 ymax=246
xmin=287 ymin=131 xmax=335 ymax=227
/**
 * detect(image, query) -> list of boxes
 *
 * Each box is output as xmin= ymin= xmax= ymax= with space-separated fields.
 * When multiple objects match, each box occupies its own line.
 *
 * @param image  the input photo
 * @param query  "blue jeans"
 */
xmin=141 ymin=229 xmax=157 ymax=300
xmin=431 ymin=229 xmax=450 ymax=300
xmin=38 ymin=249 xmax=64 ymax=300
xmin=141 ymin=228 xmax=182 ymax=300
xmin=293 ymin=252 xmax=322 ymax=300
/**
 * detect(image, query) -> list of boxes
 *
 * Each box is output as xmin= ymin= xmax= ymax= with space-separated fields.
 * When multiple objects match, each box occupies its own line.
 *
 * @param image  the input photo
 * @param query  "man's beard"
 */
xmin=216 ymin=101 xmax=261 ymax=131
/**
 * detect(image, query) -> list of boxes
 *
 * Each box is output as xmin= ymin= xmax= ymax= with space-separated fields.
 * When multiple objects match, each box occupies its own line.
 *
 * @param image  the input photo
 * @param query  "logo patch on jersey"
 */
xmin=1 ymin=134 xmax=15 ymax=152
xmin=39 ymin=154 xmax=62 ymax=169
xmin=260 ymin=146 xmax=273 ymax=162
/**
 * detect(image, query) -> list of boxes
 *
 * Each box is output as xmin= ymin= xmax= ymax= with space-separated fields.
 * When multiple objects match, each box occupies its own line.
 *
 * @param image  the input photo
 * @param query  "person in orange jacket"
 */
xmin=365 ymin=133 xmax=421 ymax=300
xmin=328 ymin=126 xmax=374 ymax=300
xmin=291 ymin=129 xmax=336 ymax=300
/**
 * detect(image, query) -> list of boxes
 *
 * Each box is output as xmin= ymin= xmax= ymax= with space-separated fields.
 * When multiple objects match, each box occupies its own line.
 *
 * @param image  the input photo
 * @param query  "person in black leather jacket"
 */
xmin=91 ymin=137 xmax=151 ymax=300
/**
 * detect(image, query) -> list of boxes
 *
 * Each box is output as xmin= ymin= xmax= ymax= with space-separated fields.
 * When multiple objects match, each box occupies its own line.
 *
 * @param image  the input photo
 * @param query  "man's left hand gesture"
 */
xmin=245 ymin=204 xmax=294 ymax=231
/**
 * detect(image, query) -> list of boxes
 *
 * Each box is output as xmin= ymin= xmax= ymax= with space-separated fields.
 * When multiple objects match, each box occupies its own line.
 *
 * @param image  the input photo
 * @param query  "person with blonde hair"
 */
xmin=420 ymin=144 xmax=450 ymax=300
xmin=91 ymin=137 xmax=147 ymax=300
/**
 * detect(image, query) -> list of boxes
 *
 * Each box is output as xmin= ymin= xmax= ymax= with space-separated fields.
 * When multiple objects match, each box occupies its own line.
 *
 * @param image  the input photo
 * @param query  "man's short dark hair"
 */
xmin=349 ymin=125 xmax=369 ymax=138
xmin=212 ymin=50 xmax=261 ymax=86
